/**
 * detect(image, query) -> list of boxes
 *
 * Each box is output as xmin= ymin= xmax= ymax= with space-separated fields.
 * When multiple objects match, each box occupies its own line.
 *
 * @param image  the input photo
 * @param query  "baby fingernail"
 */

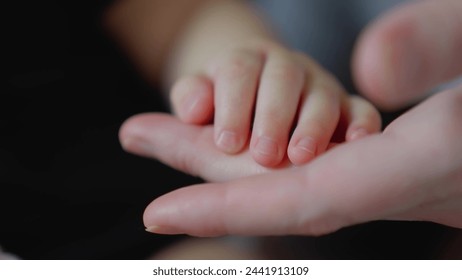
xmin=349 ymin=128 xmax=368 ymax=141
xmin=216 ymin=130 xmax=239 ymax=153
xmin=295 ymin=137 xmax=316 ymax=155
xmin=145 ymin=225 xmax=161 ymax=233
xmin=255 ymin=136 xmax=278 ymax=156
xmin=182 ymin=94 xmax=201 ymax=116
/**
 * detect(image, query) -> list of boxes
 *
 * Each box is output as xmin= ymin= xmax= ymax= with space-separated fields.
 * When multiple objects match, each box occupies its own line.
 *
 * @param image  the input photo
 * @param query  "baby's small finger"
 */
xmin=209 ymin=49 xmax=263 ymax=154
xmin=287 ymin=53 xmax=343 ymax=165
xmin=345 ymin=95 xmax=382 ymax=141
xmin=250 ymin=48 xmax=305 ymax=167
xmin=170 ymin=75 xmax=214 ymax=124
xmin=288 ymin=81 xmax=341 ymax=165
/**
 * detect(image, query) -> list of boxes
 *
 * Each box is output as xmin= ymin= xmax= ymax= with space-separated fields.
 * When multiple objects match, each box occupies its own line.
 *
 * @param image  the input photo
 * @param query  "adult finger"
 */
xmin=142 ymin=133 xmax=419 ymax=236
xmin=143 ymin=87 xmax=462 ymax=237
xmin=353 ymin=0 xmax=462 ymax=110
xmin=118 ymin=113 xmax=288 ymax=182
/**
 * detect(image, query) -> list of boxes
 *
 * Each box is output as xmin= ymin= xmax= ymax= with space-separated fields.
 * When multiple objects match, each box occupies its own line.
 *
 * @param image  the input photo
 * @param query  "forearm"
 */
xmin=104 ymin=0 xmax=276 ymax=91
xmin=164 ymin=0 xmax=276 ymax=88
xmin=103 ymin=0 xmax=209 ymax=85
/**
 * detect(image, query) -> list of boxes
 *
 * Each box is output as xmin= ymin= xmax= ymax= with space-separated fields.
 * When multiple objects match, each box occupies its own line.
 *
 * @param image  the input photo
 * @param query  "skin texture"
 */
xmin=352 ymin=0 xmax=462 ymax=111
xmin=171 ymin=40 xmax=381 ymax=167
xmin=115 ymin=0 xmax=462 ymax=237
xmin=106 ymin=0 xmax=382 ymax=168
xmin=122 ymin=86 xmax=462 ymax=237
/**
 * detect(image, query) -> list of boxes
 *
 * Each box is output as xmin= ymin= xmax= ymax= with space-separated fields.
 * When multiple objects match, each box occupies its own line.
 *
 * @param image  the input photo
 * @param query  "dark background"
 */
xmin=2 ymin=0 xmax=460 ymax=260
xmin=1 ymin=0 xmax=201 ymax=259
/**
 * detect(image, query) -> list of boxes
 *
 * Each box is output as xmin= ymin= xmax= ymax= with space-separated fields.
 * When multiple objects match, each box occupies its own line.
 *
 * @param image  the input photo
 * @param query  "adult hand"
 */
xmin=119 ymin=0 xmax=462 ymax=237
xmin=120 ymin=86 xmax=462 ymax=237
xmin=353 ymin=0 xmax=462 ymax=110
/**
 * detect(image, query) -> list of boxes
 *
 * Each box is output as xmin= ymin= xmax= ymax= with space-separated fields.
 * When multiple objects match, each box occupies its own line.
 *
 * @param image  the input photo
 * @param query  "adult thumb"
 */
xmin=353 ymin=0 xmax=462 ymax=110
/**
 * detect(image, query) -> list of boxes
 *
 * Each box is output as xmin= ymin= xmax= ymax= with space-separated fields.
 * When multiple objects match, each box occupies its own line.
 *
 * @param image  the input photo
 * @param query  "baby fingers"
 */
xmin=249 ymin=45 xmax=305 ymax=167
xmin=288 ymin=54 xmax=343 ymax=165
xmin=208 ymin=49 xmax=264 ymax=154
xmin=170 ymin=74 xmax=214 ymax=124
xmin=344 ymin=95 xmax=382 ymax=141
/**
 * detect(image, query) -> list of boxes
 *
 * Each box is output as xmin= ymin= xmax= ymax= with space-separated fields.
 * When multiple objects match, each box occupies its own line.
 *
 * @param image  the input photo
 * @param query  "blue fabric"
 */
xmin=250 ymin=0 xmax=407 ymax=91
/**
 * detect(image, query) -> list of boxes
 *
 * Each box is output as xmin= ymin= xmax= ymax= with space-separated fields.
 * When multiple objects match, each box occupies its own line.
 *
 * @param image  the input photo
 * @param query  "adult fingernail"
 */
xmin=145 ymin=225 xmax=161 ymax=233
xmin=145 ymin=225 xmax=184 ymax=235
xmin=255 ymin=136 xmax=278 ymax=156
xmin=120 ymin=136 xmax=153 ymax=155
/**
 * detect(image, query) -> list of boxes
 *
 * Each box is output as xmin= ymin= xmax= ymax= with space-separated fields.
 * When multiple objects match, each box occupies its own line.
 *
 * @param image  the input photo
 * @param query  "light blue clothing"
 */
xmin=251 ymin=0 xmax=406 ymax=91
xmin=251 ymin=0 xmax=462 ymax=94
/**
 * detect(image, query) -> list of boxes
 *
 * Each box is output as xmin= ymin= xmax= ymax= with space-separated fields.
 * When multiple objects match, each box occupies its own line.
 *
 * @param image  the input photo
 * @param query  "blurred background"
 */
xmin=2 ymin=0 xmax=460 ymax=259
xmin=1 ymin=0 xmax=203 ymax=259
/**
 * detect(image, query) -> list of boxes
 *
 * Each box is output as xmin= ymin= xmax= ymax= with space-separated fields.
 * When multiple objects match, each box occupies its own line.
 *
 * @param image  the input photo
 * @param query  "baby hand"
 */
xmin=170 ymin=40 xmax=381 ymax=167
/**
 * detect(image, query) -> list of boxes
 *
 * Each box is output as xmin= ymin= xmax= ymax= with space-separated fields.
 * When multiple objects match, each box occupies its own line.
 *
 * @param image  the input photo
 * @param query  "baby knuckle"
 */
xmin=250 ymin=38 xmax=279 ymax=50
xmin=305 ymin=118 xmax=330 ymax=136
xmin=214 ymin=50 xmax=261 ymax=79
xmin=317 ymin=82 xmax=343 ymax=100
xmin=268 ymin=61 xmax=304 ymax=84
